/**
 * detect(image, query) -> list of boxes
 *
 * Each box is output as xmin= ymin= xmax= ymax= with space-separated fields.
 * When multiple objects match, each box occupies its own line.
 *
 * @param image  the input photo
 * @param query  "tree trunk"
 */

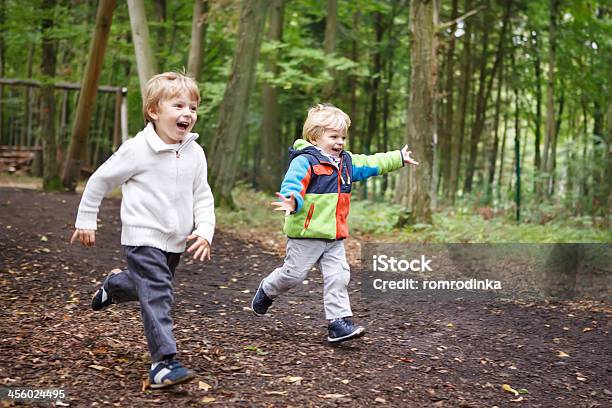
xmin=464 ymin=1 xmax=511 ymax=193
xmin=209 ymin=0 xmax=269 ymax=208
xmin=364 ymin=12 xmax=384 ymax=156
xmin=602 ymin=102 xmax=612 ymax=227
xmin=549 ymin=89 xmax=564 ymax=195
xmin=591 ymin=100 xmax=606 ymax=216
xmin=440 ymin=0 xmax=458 ymax=198
xmin=485 ymin=55 xmax=504 ymax=204
xmin=61 ymin=0 xmax=116 ymax=190
xmin=396 ymin=0 xmax=438 ymax=224
xmin=19 ymin=44 xmax=35 ymax=147
xmin=497 ymin=103 xmax=508 ymax=202
xmin=0 ymin=0 xmax=4 ymax=144
xmin=127 ymin=0 xmax=158 ymax=98
xmin=532 ymin=30 xmax=543 ymax=197
xmin=542 ymin=0 xmax=559 ymax=197
xmin=258 ymin=0 xmax=284 ymax=193
xmin=511 ymin=47 xmax=521 ymax=222
xmin=187 ymin=0 xmax=209 ymax=80
xmin=348 ymin=11 xmax=360 ymax=144
xmin=321 ymin=0 xmax=337 ymax=100
xmin=381 ymin=0 xmax=401 ymax=197
xmin=40 ymin=0 xmax=60 ymax=190
xmin=450 ymin=0 xmax=472 ymax=203
xmin=153 ymin=0 xmax=167 ymax=47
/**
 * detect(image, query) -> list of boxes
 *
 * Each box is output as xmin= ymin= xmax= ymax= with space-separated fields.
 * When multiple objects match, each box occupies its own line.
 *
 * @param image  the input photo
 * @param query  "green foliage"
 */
xmin=218 ymin=185 xmax=609 ymax=244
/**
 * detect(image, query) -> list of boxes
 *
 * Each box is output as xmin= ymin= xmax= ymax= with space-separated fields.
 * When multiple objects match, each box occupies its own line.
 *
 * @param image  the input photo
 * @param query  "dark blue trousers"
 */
xmin=106 ymin=246 xmax=181 ymax=362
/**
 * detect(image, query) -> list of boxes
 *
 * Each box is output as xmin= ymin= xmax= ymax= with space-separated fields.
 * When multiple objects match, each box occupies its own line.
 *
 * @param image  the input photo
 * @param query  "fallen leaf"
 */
xmin=502 ymin=384 xmax=519 ymax=396
xmin=265 ymin=391 xmax=288 ymax=395
xmin=141 ymin=378 xmax=150 ymax=391
xmin=556 ymin=351 xmax=570 ymax=358
xmin=320 ymin=393 xmax=347 ymax=399
xmin=517 ymin=388 xmax=529 ymax=394
xmin=446 ymin=323 xmax=454 ymax=328
xmin=201 ymin=397 xmax=216 ymax=403
xmin=88 ymin=364 xmax=108 ymax=371
xmin=340 ymin=379 xmax=349 ymax=384
xmin=198 ymin=381 xmax=212 ymax=391
xmin=375 ymin=397 xmax=386 ymax=403
xmin=282 ymin=376 xmax=303 ymax=385
xmin=510 ymin=396 xmax=524 ymax=402
xmin=582 ymin=327 xmax=593 ymax=332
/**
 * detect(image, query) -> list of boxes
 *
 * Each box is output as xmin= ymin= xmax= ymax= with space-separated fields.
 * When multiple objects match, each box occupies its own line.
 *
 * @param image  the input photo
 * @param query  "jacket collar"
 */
xmin=143 ymin=122 xmax=199 ymax=153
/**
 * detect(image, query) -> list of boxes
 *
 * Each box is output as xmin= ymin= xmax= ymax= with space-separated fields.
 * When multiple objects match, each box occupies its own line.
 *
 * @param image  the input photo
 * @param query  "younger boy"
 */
xmin=251 ymin=103 xmax=418 ymax=343
xmin=70 ymin=72 xmax=215 ymax=388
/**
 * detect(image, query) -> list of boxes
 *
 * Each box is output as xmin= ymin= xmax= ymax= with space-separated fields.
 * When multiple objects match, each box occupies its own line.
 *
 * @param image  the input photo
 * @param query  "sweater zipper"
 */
xmin=300 ymin=204 xmax=315 ymax=236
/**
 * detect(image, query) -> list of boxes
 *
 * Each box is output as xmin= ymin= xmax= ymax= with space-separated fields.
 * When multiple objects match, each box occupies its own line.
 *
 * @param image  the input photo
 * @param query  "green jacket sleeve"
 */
xmin=349 ymin=150 xmax=404 ymax=182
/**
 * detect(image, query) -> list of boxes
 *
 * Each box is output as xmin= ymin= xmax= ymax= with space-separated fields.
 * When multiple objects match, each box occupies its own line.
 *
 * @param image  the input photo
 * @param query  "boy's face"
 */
xmin=148 ymin=94 xmax=198 ymax=144
xmin=312 ymin=128 xmax=346 ymax=157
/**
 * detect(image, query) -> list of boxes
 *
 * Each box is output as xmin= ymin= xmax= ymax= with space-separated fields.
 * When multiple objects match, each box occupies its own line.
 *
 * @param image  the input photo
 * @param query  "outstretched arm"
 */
xmin=274 ymin=155 xmax=311 ymax=213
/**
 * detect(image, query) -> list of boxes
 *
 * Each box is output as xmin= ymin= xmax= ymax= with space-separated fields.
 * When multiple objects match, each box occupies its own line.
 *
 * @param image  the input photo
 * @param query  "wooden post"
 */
xmin=61 ymin=0 xmax=116 ymax=190
xmin=127 ymin=0 xmax=158 ymax=98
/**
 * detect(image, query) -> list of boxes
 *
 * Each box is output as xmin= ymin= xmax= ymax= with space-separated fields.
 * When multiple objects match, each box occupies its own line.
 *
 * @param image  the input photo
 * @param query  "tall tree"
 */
xmin=187 ymin=0 xmax=209 ymax=80
xmin=440 ymin=0 xmax=458 ymax=198
xmin=258 ymin=0 xmax=284 ymax=193
xmin=396 ymin=0 xmax=438 ymax=224
xmin=127 ymin=0 xmax=158 ymax=98
xmin=40 ymin=0 xmax=60 ymax=190
xmin=321 ymin=0 xmax=337 ymax=100
xmin=209 ymin=0 xmax=269 ymax=208
xmin=531 ymin=30 xmax=544 ymax=197
xmin=542 ymin=0 xmax=559 ymax=197
xmin=0 ymin=0 xmax=4 ymax=144
xmin=463 ymin=1 xmax=511 ymax=193
xmin=61 ymin=0 xmax=116 ymax=190
xmin=485 ymin=51 xmax=504 ymax=204
xmin=511 ymin=43 xmax=521 ymax=222
xmin=450 ymin=0 xmax=473 ymax=202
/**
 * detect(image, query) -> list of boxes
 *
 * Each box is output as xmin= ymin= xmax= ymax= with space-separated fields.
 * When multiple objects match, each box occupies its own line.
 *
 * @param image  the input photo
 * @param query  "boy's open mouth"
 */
xmin=177 ymin=121 xmax=190 ymax=131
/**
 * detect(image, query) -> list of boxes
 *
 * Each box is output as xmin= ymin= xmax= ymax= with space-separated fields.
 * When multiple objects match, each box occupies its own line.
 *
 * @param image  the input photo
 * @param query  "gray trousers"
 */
xmin=105 ymin=246 xmax=180 ymax=362
xmin=262 ymin=238 xmax=352 ymax=320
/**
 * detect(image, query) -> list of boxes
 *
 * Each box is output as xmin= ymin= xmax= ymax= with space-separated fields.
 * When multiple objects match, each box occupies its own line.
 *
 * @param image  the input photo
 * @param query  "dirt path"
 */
xmin=1 ymin=188 xmax=610 ymax=407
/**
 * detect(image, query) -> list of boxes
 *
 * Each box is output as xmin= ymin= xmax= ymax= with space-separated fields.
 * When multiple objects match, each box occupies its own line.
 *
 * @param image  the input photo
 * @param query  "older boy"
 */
xmin=251 ymin=103 xmax=418 ymax=343
xmin=70 ymin=72 xmax=214 ymax=388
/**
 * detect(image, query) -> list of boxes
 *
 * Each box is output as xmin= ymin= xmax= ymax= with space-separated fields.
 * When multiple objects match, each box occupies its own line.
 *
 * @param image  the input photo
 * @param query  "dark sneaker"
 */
xmin=91 ymin=269 xmax=121 ymax=311
xmin=327 ymin=317 xmax=366 ymax=343
xmin=251 ymin=280 xmax=273 ymax=316
xmin=149 ymin=359 xmax=195 ymax=389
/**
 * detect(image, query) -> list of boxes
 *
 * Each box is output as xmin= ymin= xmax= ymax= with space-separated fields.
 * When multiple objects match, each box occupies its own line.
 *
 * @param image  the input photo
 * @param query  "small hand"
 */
xmin=401 ymin=144 xmax=419 ymax=166
xmin=70 ymin=228 xmax=96 ymax=247
xmin=186 ymin=234 xmax=211 ymax=261
xmin=271 ymin=192 xmax=296 ymax=216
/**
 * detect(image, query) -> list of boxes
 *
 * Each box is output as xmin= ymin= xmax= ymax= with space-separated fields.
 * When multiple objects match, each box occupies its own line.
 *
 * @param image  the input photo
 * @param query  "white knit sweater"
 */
xmin=75 ymin=123 xmax=215 ymax=253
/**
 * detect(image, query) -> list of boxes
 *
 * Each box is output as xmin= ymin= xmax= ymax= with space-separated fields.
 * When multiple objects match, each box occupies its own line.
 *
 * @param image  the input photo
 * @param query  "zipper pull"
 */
xmin=175 ymin=151 xmax=180 ymax=158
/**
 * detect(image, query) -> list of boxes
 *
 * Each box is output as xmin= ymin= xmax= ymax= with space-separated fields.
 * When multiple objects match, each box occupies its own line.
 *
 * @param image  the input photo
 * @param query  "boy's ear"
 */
xmin=147 ymin=107 xmax=159 ymax=121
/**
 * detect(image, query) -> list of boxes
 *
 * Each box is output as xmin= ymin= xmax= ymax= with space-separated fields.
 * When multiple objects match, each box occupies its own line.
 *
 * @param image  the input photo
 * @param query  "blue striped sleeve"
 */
xmin=279 ymin=155 xmax=311 ymax=213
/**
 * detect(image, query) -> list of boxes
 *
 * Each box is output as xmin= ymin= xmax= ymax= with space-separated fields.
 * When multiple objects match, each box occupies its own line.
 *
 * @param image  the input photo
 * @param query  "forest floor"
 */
xmin=1 ymin=187 xmax=611 ymax=407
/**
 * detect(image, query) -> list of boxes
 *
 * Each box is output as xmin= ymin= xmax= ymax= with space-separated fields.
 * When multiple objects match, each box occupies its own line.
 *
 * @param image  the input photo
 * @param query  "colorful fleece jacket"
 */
xmin=280 ymin=139 xmax=404 ymax=240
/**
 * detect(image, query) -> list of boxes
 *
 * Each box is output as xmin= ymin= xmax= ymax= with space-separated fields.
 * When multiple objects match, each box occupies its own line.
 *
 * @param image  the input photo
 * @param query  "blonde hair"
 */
xmin=143 ymin=71 xmax=201 ymax=123
xmin=302 ymin=103 xmax=351 ymax=143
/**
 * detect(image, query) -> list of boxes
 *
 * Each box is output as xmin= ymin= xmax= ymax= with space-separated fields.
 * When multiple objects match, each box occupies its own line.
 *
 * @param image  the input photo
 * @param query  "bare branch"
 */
xmin=437 ymin=5 xmax=486 ymax=32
